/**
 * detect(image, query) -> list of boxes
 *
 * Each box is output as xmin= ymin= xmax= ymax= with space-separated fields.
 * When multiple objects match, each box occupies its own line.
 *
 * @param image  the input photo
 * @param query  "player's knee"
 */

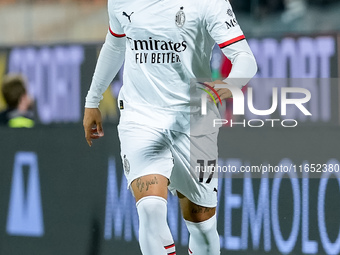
xmin=185 ymin=214 xmax=217 ymax=237
xmin=185 ymin=214 xmax=220 ymax=254
xmin=136 ymin=196 xmax=167 ymax=230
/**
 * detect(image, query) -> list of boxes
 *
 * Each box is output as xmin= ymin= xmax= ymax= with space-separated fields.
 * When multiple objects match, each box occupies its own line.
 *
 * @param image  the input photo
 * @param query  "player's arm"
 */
xmin=206 ymin=40 xmax=257 ymax=100
xmin=202 ymin=0 xmax=257 ymax=100
xmin=84 ymin=33 xmax=126 ymax=146
xmin=84 ymin=0 xmax=126 ymax=147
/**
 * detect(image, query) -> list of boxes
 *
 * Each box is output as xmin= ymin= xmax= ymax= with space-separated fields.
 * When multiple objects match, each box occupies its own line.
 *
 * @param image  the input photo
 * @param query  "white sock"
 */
xmin=136 ymin=196 xmax=176 ymax=255
xmin=185 ymin=215 xmax=220 ymax=255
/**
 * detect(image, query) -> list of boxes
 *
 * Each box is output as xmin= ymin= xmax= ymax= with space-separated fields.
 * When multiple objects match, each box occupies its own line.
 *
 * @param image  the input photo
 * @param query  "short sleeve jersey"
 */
xmin=108 ymin=0 xmax=245 ymax=133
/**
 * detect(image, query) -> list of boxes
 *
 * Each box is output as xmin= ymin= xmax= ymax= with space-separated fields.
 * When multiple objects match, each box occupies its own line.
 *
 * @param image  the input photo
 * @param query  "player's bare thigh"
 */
xmin=131 ymin=174 xmax=169 ymax=202
xmin=177 ymin=191 xmax=216 ymax=222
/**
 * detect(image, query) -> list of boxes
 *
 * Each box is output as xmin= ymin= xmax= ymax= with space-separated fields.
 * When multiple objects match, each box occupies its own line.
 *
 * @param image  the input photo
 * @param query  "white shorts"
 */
xmin=118 ymin=121 xmax=219 ymax=208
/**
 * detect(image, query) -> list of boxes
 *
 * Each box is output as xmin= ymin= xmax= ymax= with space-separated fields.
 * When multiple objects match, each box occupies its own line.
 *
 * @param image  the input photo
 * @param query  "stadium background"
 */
xmin=0 ymin=0 xmax=340 ymax=254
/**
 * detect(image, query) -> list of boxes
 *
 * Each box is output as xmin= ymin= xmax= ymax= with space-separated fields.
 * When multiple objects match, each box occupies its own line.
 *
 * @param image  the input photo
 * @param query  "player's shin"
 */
xmin=185 ymin=214 xmax=220 ymax=255
xmin=136 ymin=196 xmax=176 ymax=255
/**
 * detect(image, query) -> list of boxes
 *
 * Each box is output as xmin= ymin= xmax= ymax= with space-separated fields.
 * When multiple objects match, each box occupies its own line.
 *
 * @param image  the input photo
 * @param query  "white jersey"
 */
xmin=108 ymin=0 xmax=245 ymax=134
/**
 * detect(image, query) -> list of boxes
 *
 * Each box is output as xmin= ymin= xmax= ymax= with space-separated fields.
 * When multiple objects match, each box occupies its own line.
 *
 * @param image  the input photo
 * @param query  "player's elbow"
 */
xmin=225 ymin=52 xmax=258 ymax=88
xmin=230 ymin=51 xmax=258 ymax=80
xmin=248 ymin=53 xmax=258 ymax=79
xmin=242 ymin=52 xmax=258 ymax=79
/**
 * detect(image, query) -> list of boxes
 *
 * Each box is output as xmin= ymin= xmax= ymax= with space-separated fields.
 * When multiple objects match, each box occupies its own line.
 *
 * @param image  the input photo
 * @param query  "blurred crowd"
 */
xmin=234 ymin=0 xmax=339 ymax=22
xmin=231 ymin=0 xmax=338 ymax=12
xmin=0 ymin=0 xmax=103 ymax=3
xmin=0 ymin=0 xmax=338 ymax=9
xmin=1 ymin=0 xmax=338 ymax=8
xmin=0 ymin=0 xmax=338 ymax=21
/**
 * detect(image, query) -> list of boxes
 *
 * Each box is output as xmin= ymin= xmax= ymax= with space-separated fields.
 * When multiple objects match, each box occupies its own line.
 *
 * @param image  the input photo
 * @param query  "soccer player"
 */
xmin=83 ymin=0 xmax=257 ymax=254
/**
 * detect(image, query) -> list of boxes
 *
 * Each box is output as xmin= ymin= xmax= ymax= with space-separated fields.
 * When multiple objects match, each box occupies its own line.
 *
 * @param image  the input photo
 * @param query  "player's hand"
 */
xmin=204 ymin=80 xmax=232 ymax=102
xmin=83 ymin=108 xmax=104 ymax=147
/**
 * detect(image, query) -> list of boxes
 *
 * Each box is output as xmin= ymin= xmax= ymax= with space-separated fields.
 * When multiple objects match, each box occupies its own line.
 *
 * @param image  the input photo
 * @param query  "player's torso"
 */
xmin=110 ymin=0 xmax=213 ymax=71
xmin=111 ymin=0 xmax=218 ymax=132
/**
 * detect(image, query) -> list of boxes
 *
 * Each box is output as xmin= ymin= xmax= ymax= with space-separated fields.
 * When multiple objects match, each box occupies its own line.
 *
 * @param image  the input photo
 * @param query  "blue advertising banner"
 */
xmin=1 ymin=125 xmax=340 ymax=255
xmin=0 ymin=33 xmax=338 ymax=125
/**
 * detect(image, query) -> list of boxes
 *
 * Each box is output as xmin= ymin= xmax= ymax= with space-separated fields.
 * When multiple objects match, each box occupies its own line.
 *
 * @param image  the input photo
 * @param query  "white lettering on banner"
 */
xmin=249 ymin=37 xmax=335 ymax=79
xmin=106 ymin=156 xmax=340 ymax=254
xmin=318 ymin=160 xmax=340 ymax=255
xmin=104 ymin=157 xmax=139 ymax=241
xmin=302 ymin=162 xmax=318 ymax=254
xmin=8 ymin=46 xmax=84 ymax=124
xmin=247 ymin=36 xmax=335 ymax=123
xmin=104 ymin=157 xmax=188 ymax=243
xmin=6 ymin=152 xmax=44 ymax=237
xmin=271 ymin=159 xmax=300 ymax=254
xmin=224 ymin=158 xmax=242 ymax=250
xmin=241 ymin=173 xmax=271 ymax=251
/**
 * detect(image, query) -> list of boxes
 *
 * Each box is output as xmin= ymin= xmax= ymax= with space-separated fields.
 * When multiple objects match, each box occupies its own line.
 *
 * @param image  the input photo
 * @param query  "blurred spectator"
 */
xmin=0 ymin=74 xmax=34 ymax=128
xmin=230 ymin=0 xmax=252 ymax=13
xmin=230 ymin=0 xmax=284 ymax=17
xmin=282 ymin=0 xmax=307 ymax=22
xmin=258 ymin=0 xmax=284 ymax=17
